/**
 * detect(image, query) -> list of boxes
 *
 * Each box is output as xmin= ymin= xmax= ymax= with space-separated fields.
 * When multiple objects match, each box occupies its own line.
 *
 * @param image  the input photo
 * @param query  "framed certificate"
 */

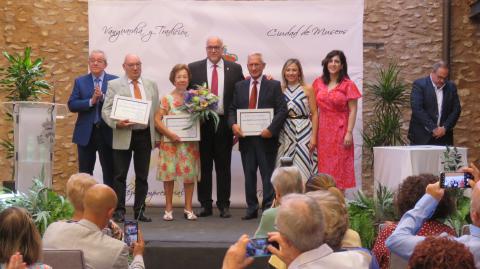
xmin=110 ymin=95 xmax=151 ymax=125
xmin=237 ymin=108 xmax=274 ymax=136
xmin=163 ymin=114 xmax=200 ymax=142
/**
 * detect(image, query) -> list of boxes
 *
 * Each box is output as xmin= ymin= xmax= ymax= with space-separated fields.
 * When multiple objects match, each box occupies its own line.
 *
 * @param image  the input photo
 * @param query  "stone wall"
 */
xmin=0 ymin=0 xmax=478 ymax=195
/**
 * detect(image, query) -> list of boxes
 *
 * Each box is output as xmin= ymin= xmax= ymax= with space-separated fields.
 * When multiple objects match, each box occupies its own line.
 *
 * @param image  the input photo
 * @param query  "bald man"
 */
xmin=102 ymin=54 xmax=159 ymax=222
xmin=43 ymin=184 xmax=145 ymax=269
xmin=386 ymin=164 xmax=480 ymax=267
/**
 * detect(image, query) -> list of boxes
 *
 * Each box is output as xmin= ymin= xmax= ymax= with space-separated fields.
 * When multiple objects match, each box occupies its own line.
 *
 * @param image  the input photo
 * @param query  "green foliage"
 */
xmin=0 ymin=179 xmax=73 ymax=235
xmin=441 ymin=146 xmax=463 ymax=172
xmin=362 ymin=62 xmax=408 ymax=161
xmin=445 ymin=195 xmax=471 ymax=236
xmin=348 ymin=183 xmax=396 ymax=248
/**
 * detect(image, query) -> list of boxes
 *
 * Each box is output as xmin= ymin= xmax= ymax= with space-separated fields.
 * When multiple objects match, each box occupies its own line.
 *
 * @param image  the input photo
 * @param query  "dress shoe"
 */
xmin=197 ymin=207 xmax=213 ymax=217
xmin=219 ymin=207 xmax=231 ymax=218
xmin=241 ymin=211 xmax=258 ymax=220
xmin=113 ymin=212 xmax=125 ymax=223
xmin=134 ymin=213 xmax=152 ymax=222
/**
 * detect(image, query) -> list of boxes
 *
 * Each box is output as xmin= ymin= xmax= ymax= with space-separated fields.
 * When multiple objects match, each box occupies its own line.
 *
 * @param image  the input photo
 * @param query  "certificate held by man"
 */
xmin=162 ymin=115 xmax=200 ymax=142
xmin=237 ymin=108 xmax=274 ymax=136
xmin=110 ymin=95 xmax=151 ymax=125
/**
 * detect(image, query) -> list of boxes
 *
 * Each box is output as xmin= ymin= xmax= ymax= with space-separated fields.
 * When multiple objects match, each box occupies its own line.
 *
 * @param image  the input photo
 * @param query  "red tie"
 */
xmin=249 ymin=80 xmax=258 ymax=109
xmin=211 ymin=64 xmax=218 ymax=95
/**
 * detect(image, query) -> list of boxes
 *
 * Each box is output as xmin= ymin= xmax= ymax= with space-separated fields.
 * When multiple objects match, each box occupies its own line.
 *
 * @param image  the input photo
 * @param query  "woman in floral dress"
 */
xmin=154 ymin=64 xmax=200 ymax=221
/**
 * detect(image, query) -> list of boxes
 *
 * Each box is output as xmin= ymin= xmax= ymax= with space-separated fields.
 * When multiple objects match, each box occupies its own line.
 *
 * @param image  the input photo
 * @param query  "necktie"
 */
xmin=211 ymin=64 xmax=218 ymax=95
xmin=94 ymin=78 xmax=101 ymax=124
xmin=133 ymin=79 xmax=142 ymax=99
xmin=249 ymin=80 xmax=258 ymax=109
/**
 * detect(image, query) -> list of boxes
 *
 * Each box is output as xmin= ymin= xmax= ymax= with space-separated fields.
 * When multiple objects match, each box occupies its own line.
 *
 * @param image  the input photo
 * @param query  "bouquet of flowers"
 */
xmin=179 ymin=82 xmax=220 ymax=130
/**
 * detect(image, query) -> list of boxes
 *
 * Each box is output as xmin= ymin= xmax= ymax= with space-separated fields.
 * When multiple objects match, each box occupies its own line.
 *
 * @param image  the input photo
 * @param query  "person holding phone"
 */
xmin=386 ymin=163 xmax=480 ymax=268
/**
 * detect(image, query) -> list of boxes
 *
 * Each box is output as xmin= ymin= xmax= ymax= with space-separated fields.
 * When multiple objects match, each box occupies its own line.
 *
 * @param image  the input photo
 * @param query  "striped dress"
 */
xmin=276 ymin=84 xmax=317 ymax=182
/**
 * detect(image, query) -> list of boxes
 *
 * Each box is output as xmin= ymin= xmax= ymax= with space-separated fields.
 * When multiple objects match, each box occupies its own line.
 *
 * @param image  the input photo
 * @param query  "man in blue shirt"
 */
xmin=386 ymin=163 xmax=480 ymax=267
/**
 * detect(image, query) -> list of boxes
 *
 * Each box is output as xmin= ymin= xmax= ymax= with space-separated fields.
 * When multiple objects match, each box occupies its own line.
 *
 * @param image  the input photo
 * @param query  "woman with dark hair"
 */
xmin=313 ymin=50 xmax=361 ymax=190
xmin=0 ymin=207 xmax=51 ymax=269
xmin=276 ymin=58 xmax=318 ymax=182
xmin=408 ymin=237 xmax=474 ymax=269
xmin=372 ymin=174 xmax=455 ymax=269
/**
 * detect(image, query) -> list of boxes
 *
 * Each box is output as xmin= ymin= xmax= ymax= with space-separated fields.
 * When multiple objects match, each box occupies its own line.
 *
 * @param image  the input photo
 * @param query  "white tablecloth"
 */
xmin=373 ymin=146 xmax=468 ymax=191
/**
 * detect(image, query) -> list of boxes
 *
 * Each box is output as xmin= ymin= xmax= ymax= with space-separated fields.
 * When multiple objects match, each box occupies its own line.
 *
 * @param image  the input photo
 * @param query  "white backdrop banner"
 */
xmin=89 ymin=0 xmax=364 ymax=206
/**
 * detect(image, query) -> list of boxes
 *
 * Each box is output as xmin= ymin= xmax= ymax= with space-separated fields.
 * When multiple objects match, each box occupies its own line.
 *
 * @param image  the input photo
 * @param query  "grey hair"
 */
xmin=271 ymin=166 xmax=304 ymax=197
xmin=206 ymin=36 xmax=224 ymax=47
xmin=66 ymin=173 xmax=97 ymax=211
xmin=248 ymin=52 xmax=264 ymax=64
xmin=89 ymin=50 xmax=107 ymax=64
xmin=276 ymin=194 xmax=325 ymax=252
xmin=432 ymin=61 xmax=448 ymax=72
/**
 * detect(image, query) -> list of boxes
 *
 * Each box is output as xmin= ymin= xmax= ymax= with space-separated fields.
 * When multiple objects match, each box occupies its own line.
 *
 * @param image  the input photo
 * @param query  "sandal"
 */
xmin=163 ymin=210 xmax=173 ymax=221
xmin=184 ymin=209 xmax=197 ymax=220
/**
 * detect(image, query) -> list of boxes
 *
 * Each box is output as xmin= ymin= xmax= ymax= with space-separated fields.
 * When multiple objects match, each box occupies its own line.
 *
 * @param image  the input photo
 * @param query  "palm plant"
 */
xmin=363 ymin=62 xmax=409 ymax=160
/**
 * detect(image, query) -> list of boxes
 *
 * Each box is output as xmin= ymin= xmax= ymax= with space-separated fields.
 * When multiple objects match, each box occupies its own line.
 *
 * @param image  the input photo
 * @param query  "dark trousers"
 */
xmin=240 ymin=137 xmax=276 ymax=215
xmin=113 ymin=128 xmax=152 ymax=215
xmin=77 ymin=122 xmax=114 ymax=187
xmin=198 ymin=116 xmax=233 ymax=209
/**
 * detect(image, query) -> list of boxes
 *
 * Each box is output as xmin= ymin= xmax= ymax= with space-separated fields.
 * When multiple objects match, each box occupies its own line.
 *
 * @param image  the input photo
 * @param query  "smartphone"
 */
xmin=124 ymin=220 xmax=138 ymax=247
xmin=440 ymin=172 xmax=473 ymax=189
xmin=245 ymin=237 xmax=279 ymax=257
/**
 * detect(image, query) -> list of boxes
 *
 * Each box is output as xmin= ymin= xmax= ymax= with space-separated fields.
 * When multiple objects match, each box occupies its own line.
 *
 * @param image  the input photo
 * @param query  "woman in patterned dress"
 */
xmin=313 ymin=50 xmax=361 ymax=190
xmin=154 ymin=64 xmax=200 ymax=221
xmin=276 ymin=59 xmax=318 ymax=182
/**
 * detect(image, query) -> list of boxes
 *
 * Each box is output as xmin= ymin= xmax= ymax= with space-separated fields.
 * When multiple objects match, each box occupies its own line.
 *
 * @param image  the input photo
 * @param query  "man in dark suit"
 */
xmin=68 ymin=50 xmax=118 ymax=187
xmin=408 ymin=61 xmax=461 ymax=145
xmin=228 ymin=53 xmax=287 ymax=220
xmin=188 ymin=37 xmax=244 ymax=218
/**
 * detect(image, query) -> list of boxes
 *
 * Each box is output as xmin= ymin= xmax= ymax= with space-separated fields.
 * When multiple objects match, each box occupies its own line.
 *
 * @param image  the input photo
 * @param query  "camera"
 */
xmin=439 ymin=172 xmax=473 ymax=189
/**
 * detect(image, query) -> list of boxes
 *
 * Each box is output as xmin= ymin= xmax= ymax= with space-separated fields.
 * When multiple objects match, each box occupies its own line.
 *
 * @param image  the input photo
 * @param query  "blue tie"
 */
xmin=94 ymin=78 xmax=101 ymax=124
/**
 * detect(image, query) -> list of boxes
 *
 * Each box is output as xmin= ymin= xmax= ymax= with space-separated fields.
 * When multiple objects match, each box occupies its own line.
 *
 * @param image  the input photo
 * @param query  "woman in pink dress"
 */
xmin=313 ymin=50 xmax=361 ymax=190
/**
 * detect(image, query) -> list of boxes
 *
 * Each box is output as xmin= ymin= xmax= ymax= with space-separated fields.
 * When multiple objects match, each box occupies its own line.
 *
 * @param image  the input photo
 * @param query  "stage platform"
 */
xmin=128 ymin=207 xmax=271 ymax=269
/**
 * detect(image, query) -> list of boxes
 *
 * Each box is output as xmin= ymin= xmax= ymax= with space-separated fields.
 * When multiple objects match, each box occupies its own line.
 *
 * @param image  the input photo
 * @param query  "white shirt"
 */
xmin=249 ymin=75 xmax=263 ymax=109
xmin=207 ymin=59 xmax=225 ymax=114
xmin=288 ymin=244 xmax=371 ymax=269
xmin=430 ymin=75 xmax=444 ymax=126
xmin=128 ymin=77 xmax=147 ymax=101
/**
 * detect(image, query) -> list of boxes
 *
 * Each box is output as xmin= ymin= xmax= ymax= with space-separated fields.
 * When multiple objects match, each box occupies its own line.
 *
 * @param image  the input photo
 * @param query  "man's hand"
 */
xmin=91 ymin=86 xmax=103 ymax=105
xmin=222 ymin=234 xmax=254 ymax=269
xmin=116 ymin=119 xmax=135 ymax=129
xmin=426 ymin=182 xmax=445 ymax=201
xmin=267 ymin=232 xmax=301 ymax=267
xmin=132 ymin=230 xmax=145 ymax=257
xmin=432 ymin=127 xmax=446 ymax=138
xmin=260 ymin=129 xmax=272 ymax=138
xmin=232 ymin=124 xmax=244 ymax=138
xmin=461 ymin=162 xmax=480 ymax=188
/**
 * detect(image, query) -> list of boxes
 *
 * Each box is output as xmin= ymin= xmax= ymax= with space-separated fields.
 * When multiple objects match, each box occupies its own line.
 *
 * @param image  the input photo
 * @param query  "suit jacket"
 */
xmin=68 ymin=72 xmax=118 ymax=147
xmin=102 ymin=76 xmax=159 ymax=150
xmin=228 ymin=76 xmax=287 ymax=152
xmin=43 ymin=220 xmax=144 ymax=269
xmin=408 ymin=76 xmax=461 ymax=145
xmin=188 ymin=58 xmax=244 ymax=118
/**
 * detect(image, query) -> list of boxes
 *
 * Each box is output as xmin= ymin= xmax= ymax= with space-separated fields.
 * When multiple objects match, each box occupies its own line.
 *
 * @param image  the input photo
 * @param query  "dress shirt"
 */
xmin=430 ymin=75 xmax=444 ymax=126
xmin=89 ymin=72 xmax=105 ymax=107
xmin=207 ymin=59 xmax=225 ymax=114
xmin=386 ymin=194 xmax=480 ymax=268
xmin=127 ymin=77 xmax=148 ymax=130
xmin=249 ymin=75 xmax=263 ymax=109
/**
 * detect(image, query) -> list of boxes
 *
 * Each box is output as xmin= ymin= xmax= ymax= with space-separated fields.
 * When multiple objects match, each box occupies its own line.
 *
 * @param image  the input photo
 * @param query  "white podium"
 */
xmin=3 ymin=102 xmax=67 ymax=192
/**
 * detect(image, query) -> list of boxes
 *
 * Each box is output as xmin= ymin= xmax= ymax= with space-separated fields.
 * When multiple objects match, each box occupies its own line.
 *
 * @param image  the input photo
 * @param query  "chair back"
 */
xmin=42 ymin=249 xmax=85 ymax=269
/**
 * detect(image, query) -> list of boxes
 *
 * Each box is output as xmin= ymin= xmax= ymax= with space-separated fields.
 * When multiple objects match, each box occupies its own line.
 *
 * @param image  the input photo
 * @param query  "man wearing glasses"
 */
xmin=408 ymin=61 xmax=461 ymax=145
xmin=188 ymin=37 xmax=244 ymax=218
xmin=102 ymin=54 xmax=159 ymax=222
xmin=68 ymin=50 xmax=118 ymax=188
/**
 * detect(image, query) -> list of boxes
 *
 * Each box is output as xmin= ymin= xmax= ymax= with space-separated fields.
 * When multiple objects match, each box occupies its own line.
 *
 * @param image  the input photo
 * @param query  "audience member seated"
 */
xmin=254 ymin=166 xmax=303 ymax=237
xmin=43 ymin=184 xmax=145 ymax=269
xmin=408 ymin=236 xmax=475 ymax=269
xmin=373 ymin=174 xmax=455 ymax=269
xmin=0 ymin=207 xmax=52 ymax=269
xmin=66 ymin=173 xmax=123 ymax=240
xmin=386 ymin=163 xmax=480 ymax=267
xmin=305 ymin=173 xmax=361 ymax=248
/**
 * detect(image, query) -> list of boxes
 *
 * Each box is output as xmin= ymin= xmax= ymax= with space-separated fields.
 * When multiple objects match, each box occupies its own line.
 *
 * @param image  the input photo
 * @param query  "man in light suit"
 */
xmin=188 ymin=36 xmax=244 ymax=218
xmin=228 ymin=53 xmax=287 ymax=220
xmin=102 ymin=54 xmax=159 ymax=222
xmin=68 ymin=50 xmax=118 ymax=187
xmin=408 ymin=61 xmax=461 ymax=145
xmin=43 ymin=184 xmax=145 ymax=269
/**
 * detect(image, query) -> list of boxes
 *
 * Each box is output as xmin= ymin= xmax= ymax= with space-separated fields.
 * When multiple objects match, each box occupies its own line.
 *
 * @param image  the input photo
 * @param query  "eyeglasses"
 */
xmin=89 ymin=59 xmax=106 ymax=64
xmin=206 ymin=46 xmax=222 ymax=52
xmin=126 ymin=63 xmax=142 ymax=68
